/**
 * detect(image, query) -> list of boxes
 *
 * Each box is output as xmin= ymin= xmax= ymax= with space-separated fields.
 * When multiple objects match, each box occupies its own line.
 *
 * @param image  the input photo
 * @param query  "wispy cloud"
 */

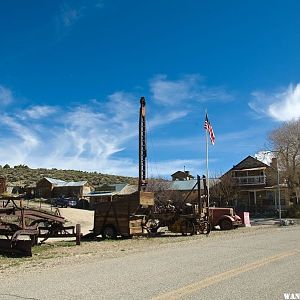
xmin=61 ymin=6 xmax=82 ymax=28
xmin=54 ymin=1 xmax=104 ymax=39
xmin=149 ymin=111 xmax=188 ymax=128
xmin=0 ymin=115 xmax=40 ymax=165
xmin=0 ymin=89 xmax=187 ymax=175
xmin=249 ymin=83 xmax=300 ymax=121
xmin=0 ymin=85 xmax=14 ymax=105
xmin=0 ymin=72 xmax=232 ymax=176
xmin=150 ymin=74 xmax=232 ymax=106
xmin=24 ymin=105 xmax=57 ymax=119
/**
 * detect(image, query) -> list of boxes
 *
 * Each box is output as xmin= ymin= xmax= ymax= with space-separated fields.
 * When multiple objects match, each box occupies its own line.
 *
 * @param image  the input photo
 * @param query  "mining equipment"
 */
xmin=92 ymin=96 xmax=214 ymax=238
xmin=0 ymin=197 xmax=81 ymax=256
xmin=91 ymin=97 xmax=154 ymax=239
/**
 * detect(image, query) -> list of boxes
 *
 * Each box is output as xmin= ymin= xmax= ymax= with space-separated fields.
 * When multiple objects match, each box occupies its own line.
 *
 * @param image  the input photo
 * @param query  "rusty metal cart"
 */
xmin=0 ymin=197 xmax=81 ymax=256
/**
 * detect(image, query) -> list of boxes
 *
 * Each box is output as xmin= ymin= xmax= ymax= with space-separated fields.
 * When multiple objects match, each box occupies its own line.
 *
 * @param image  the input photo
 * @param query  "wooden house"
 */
xmin=35 ymin=177 xmax=91 ymax=199
xmin=85 ymin=184 xmax=138 ymax=209
xmin=222 ymin=155 xmax=290 ymax=213
xmin=171 ymin=170 xmax=195 ymax=181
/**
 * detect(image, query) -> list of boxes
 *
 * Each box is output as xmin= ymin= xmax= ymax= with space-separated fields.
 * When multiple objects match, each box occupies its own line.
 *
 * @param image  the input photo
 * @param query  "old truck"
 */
xmin=92 ymin=191 xmax=154 ymax=239
xmin=209 ymin=207 xmax=242 ymax=230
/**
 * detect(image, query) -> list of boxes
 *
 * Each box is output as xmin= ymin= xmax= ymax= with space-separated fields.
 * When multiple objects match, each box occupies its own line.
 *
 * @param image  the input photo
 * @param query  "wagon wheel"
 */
xmin=146 ymin=219 xmax=160 ymax=234
xmin=199 ymin=221 xmax=211 ymax=235
xmin=54 ymin=208 xmax=61 ymax=217
xmin=180 ymin=220 xmax=195 ymax=236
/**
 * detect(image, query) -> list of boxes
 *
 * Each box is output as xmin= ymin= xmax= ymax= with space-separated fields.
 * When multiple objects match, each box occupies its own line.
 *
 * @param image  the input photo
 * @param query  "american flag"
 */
xmin=204 ymin=113 xmax=215 ymax=145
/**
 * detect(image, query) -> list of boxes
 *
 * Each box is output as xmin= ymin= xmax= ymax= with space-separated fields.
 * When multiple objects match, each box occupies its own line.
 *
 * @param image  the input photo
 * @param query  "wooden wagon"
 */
xmin=93 ymin=191 xmax=154 ymax=239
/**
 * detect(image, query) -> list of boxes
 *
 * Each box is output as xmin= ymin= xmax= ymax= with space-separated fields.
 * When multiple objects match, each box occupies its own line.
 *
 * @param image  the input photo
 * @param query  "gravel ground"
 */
xmin=1 ymin=204 xmax=298 ymax=278
xmin=0 ymin=224 xmax=286 ymax=276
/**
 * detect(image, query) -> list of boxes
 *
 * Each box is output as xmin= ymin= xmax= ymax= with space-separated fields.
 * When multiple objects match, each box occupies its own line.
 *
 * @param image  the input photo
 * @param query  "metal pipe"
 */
xmin=276 ymin=158 xmax=282 ymax=221
xmin=266 ymin=150 xmax=281 ymax=222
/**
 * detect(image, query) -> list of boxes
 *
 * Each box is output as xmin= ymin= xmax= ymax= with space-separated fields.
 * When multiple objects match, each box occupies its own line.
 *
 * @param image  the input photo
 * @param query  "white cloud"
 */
xmin=150 ymin=74 xmax=232 ymax=106
xmin=24 ymin=105 xmax=57 ymax=119
xmin=0 ymin=73 xmax=229 ymax=176
xmin=59 ymin=3 xmax=83 ymax=28
xmin=57 ymin=1 xmax=104 ymax=30
xmin=0 ymin=116 xmax=40 ymax=165
xmin=254 ymin=151 xmax=275 ymax=166
xmin=149 ymin=110 xmax=188 ymax=128
xmin=249 ymin=83 xmax=300 ymax=121
xmin=0 ymin=90 xmax=187 ymax=175
xmin=0 ymin=85 xmax=13 ymax=105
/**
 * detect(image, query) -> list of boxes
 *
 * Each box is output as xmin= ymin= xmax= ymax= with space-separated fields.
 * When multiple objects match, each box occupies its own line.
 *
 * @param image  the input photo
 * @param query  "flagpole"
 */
xmin=205 ymin=111 xmax=210 ymax=210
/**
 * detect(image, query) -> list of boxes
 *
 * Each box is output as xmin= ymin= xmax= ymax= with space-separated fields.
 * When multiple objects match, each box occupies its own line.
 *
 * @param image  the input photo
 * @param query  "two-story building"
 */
xmin=221 ymin=155 xmax=290 ymax=214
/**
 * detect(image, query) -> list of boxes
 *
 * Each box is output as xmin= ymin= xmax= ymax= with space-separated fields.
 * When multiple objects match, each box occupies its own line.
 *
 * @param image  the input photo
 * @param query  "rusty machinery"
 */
xmin=139 ymin=96 xmax=147 ymax=192
xmin=0 ymin=197 xmax=81 ymax=256
xmin=138 ymin=97 xmax=210 ymax=235
xmin=147 ymin=175 xmax=211 ymax=236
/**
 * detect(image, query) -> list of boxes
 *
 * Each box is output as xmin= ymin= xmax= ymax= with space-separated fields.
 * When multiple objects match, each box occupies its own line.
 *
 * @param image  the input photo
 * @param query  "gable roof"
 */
xmin=170 ymin=179 xmax=198 ymax=191
xmin=44 ymin=177 xmax=87 ymax=187
xmin=169 ymin=178 xmax=219 ymax=191
xmin=221 ymin=156 xmax=270 ymax=179
xmin=171 ymin=170 xmax=195 ymax=179
xmin=231 ymin=155 xmax=269 ymax=171
xmin=44 ymin=177 xmax=66 ymax=185
xmin=94 ymin=183 xmax=128 ymax=192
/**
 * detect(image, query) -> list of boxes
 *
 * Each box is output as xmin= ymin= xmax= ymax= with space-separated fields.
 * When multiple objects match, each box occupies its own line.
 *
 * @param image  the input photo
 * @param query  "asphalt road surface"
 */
xmin=1 ymin=226 xmax=299 ymax=300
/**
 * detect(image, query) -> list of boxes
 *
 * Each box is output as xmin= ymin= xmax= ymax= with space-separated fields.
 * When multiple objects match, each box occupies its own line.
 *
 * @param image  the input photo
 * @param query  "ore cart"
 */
xmin=93 ymin=191 xmax=154 ymax=239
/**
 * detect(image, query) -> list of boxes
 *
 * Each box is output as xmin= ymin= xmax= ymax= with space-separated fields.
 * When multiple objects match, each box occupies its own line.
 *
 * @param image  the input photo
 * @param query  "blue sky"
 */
xmin=0 ymin=0 xmax=300 ymax=178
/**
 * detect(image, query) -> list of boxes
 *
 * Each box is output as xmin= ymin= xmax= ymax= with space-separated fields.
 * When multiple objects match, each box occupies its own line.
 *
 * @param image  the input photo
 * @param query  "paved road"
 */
xmin=1 ymin=226 xmax=299 ymax=300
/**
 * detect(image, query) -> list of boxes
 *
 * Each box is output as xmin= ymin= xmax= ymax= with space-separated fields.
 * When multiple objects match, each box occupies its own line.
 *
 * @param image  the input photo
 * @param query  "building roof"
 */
xmin=170 ymin=180 xmax=198 ymax=190
xmin=44 ymin=177 xmax=88 ymax=187
xmin=84 ymin=184 xmax=137 ymax=197
xmin=171 ymin=170 xmax=195 ymax=179
xmin=117 ymin=184 xmax=138 ymax=195
xmin=169 ymin=178 xmax=219 ymax=191
xmin=84 ymin=192 xmax=113 ymax=197
xmin=94 ymin=183 xmax=128 ymax=193
xmin=111 ymin=183 xmax=128 ymax=192
xmin=231 ymin=156 xmax=269 ymax=171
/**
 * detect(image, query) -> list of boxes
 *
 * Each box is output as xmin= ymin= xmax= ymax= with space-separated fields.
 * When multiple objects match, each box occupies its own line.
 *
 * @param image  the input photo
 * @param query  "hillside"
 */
xmin=0 ymin=165 xmax=136 ymax=187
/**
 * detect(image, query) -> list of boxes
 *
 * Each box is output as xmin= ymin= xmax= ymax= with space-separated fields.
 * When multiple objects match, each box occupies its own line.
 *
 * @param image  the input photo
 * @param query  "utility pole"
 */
xmin=265 ymin=150 xmax=282 ymax=222
xmin=276 ymin=157 xmax=282 ymax=221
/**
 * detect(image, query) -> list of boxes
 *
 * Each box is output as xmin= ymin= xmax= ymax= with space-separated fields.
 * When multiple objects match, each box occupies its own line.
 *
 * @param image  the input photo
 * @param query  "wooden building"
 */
xmin=35 ymin=177 xmax=91 ymax=199
xmin=221 ymin=155 xmax=290 ymax=213
xmin=86 ymin=184 xmax=137 ymax=209
xmin=171 ymin=170 xmax=195 ymax=181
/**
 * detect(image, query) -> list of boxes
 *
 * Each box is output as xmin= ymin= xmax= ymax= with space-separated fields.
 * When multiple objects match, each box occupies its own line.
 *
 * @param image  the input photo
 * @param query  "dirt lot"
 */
xmin=59 ymin=207 xmax=94 ymax=235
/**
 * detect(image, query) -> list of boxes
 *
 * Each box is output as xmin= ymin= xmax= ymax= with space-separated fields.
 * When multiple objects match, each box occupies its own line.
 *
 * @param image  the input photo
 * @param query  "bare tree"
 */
xmin=146 ymin=178 xmax=173 ymax=205
xmin=210 ymin=172 xmax=238 ymax=207
xmin=268 ymin=120 xmax=300 ymax=203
